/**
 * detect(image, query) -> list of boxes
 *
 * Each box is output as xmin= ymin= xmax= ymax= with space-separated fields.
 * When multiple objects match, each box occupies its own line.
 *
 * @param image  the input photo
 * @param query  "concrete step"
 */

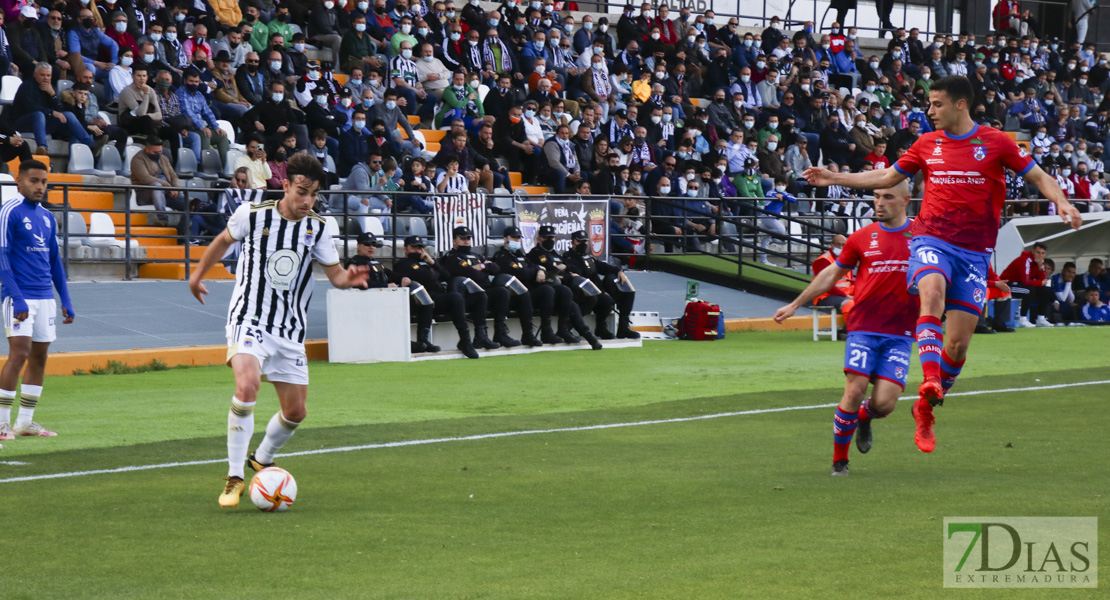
xmin=138 ymin=262 xmax=233 ymax=280
xmin=114 ymin=226 xmax=178 ymax=246
xmin=54 ymin=190 xmax=113 ymax=210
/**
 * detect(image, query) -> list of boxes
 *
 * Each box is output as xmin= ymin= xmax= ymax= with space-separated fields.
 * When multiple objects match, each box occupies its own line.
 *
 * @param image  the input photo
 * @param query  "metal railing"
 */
xmin=38 ymin=181 xmax=1090 ymax=280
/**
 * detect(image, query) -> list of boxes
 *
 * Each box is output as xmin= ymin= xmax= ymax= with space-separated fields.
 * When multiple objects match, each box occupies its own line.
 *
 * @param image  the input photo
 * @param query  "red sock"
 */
xmin=833 ymin=407 xmax=858 ymax=463
xmin=916 ymin=315 xmax=944 ymax=382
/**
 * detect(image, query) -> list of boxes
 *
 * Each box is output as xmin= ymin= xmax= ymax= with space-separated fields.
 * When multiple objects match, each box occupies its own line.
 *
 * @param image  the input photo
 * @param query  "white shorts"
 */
xmin=226 ymin=324 xmax=309 ymax=385
xmin=4 ymin=298 xmax=57 ymax=342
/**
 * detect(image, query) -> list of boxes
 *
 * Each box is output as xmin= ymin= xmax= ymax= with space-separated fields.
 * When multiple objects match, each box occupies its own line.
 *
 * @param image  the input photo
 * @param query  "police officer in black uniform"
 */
xmin=391 ymin=235 xmax=480 ymax=359
xmin=440 ymin=225 xmax=510 ymax=349
xmin=345 ymin=232 xmax=442 ymax=354
xmin=562 ymin=229 xmax=640 ymax=339
xmin=526 ymin=225 xmax=603 ymax=350
xmin=492 ymin=226 xmax=551 ymax=346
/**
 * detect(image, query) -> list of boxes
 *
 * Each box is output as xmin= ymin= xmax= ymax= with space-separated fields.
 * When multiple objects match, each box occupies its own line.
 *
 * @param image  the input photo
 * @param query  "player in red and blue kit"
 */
xmin=775 ymin=181 xmax=918 ymax=476
xmin=0 ymin=160 xmax=75 ymax=443
xmin=805 ymin=76 xmax=1082 ymax=454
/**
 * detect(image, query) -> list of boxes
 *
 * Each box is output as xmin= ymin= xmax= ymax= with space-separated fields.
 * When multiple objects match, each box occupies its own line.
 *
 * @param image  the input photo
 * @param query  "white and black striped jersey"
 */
xmin=226 ymin=200 xmax=339 ymax=343
xmin=389 ymin=56 xmax=418 ymax=87
xmin=436 ymin=172 xmax=469 ymax=193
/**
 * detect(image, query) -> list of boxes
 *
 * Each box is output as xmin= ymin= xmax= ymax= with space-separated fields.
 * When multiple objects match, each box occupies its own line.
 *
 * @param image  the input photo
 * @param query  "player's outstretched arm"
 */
xmin=773 ymin=265 xmax=851 ymax=323
xmin=187 ymin=229 xmax=235 ymax=304
xmin=324 ymin=263 xmax=371 ymax=289
xmin=1024 ymin=164 xmax=1083 ymax=230
xmin=803 ymin=165 xmax=907 ymax=191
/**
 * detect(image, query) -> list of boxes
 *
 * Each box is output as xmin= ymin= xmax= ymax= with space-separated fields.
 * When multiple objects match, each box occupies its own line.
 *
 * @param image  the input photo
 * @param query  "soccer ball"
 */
xmin=249 ymin=467 xmax=298 ymax=512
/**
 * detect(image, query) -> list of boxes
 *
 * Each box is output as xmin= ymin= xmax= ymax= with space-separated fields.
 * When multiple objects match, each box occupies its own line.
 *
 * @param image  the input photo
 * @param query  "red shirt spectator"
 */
xmin=653 ymin=16 xmax=678 ymax=45
xmin=106 ymin=22 xmax=139 ymax=56
xmin=1070 ymin=172 xmax=1091 ymax=199
xmin=1001 ymin=247 xmax=1048 ymax=288
xmin=865 ymin=151 xmax=889 ymax=169
xmin=830 ymin=32 xmax=846 ymax=54
xmin=993 ymin=0 xmax=1020 ymax=32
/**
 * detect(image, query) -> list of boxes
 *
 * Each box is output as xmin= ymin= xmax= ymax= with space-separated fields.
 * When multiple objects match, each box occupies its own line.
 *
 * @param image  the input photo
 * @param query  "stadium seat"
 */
xmin=97 ymin=144 xmax=124 ymax=175
xmin=186 ymin=178 xmax=208 ymax=205
xmin=176 ymin=148 xmax=197 ymax=177
xmin=216 ymin=119 xmax=245 ymax=152
xmin=196 ymin=149 xmax=222 ymax=180
xmin=420 ymin=129 xmax=447 ymax=143
xmin=99 ymin=110 xmax=116 ymax=126
xmin=122 ymin=144 xmax=142 ymax=177
xmin=64 ymin=211 xmax=88 ymax=249
xmin=89 ymin=212 xmax=140 ymax=252
xmin=57 ymin=79 xmax=74 ymax=95
xmin=128 ymin=190 xmax=154 ymax=214
xmin=491 ymin=193 xmax=513 ymax=212
xmin=68 ymin=143 xmax=116 ymax=177
xmin=224 ymin=148 xmax=243 ymax=177
xmin=408 ymin=216 xmax=428 ymax=237
xmin=478 ymin=84 xmax=490 ymax=103
xmin=0 ymin=173 xmax=16 ymax=204
xmin=0 ymin=75 xmax=20 ymax=105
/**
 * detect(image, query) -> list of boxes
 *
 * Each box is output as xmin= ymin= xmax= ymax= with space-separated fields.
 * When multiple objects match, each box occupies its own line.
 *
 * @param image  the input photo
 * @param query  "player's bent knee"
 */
xmin=235 ymin=380 xmax=261 ymax=402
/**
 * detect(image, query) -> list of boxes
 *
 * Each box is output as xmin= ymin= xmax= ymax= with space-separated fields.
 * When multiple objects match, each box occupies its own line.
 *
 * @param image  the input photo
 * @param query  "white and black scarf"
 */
xmin=465 ymin=41 xmax=482 ymax=70
xmin=591 ymin=66 xmax=610 ymax=97
xmin=482 ymin=37 xmax=513 ymax=72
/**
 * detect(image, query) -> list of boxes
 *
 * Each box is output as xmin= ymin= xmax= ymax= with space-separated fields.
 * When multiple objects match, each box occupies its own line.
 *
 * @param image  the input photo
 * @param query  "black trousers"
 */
xmin=529 ymin=284 xmax=556 ymax=320
xmin=430 ymin=291 xmax=469 ymax=331
xmin=1010 ymin=283 xmax=1055 ymax=320
xmin=508 ymin=289 xmax=534 ymax=325
xmin=483 ymin=286 xmax=511 ymax=322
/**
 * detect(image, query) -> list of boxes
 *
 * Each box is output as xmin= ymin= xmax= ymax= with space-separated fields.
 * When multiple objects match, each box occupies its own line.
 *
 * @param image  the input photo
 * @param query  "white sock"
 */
xmin=0 ymin=388 xmax=14 ymax=424
xmin=16 ymin=384 xmax=42 ymax=427
xmin=227 ymin=397 xmax=255 ymax=479
xmin=254 ymin=411 xmax=301 ymax=464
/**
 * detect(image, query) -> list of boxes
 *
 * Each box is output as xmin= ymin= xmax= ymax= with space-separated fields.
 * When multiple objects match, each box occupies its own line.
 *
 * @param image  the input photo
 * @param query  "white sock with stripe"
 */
xmin=254 ymin=411 xmax=301 ymax=465
xmin=0 ymin=388 xmax=14 ymax=424
xmin=17 ymin=384 xmax=42 ymax=427
xmin=227 ymin=397 xmax=255 ymax=479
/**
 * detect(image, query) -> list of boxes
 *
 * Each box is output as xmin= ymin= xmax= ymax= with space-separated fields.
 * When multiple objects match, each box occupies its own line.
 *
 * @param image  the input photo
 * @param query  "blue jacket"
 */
xmin=832 ymin=49 xmax=856 ymax=74
xmin=67 ymin=25 xmax=118 ymax=68
xmin=763 ymin=188 xmax=797 ymax=215
xmin=0 ymin=198 xmax=73 ymax=316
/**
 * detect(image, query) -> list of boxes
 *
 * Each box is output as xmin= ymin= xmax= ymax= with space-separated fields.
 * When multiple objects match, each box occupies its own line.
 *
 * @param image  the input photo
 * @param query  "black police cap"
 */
xmin=453 ymin=225 xmax=473 ymax=239
xmin=504 ymin=225 xmax=523 ymax=238
xmin=357 ymin=232 xmax=382 ymax=247
xmin=404 ymin=235 xmax=425 ymax=247
xmin=570 ymin=230 xmax=588 ymax=242
xmin=538 ymin=225 xmax=556 ymax=237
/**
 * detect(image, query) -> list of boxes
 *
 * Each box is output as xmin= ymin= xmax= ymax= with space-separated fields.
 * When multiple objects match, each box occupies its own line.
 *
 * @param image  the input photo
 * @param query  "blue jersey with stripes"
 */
xmin=0 ymin=197 xmax=73 ymax=315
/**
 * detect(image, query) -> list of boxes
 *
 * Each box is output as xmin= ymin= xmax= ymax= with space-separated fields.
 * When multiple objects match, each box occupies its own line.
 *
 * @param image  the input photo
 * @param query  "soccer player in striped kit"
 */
xmin=189 ymin=154 xmax=369 ymax=507
xmin=774 ymin=181 xmax=917 ymax=475
xmin=805 ymin=76 xmax=1082 ymax=453
xmin=0 ymin=160 xmax=75 ymax=444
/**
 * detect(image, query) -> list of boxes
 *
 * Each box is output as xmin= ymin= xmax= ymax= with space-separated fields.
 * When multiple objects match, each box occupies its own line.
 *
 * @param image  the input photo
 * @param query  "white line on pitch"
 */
xmin=1 ymin=379 xmax=1106 ymax=485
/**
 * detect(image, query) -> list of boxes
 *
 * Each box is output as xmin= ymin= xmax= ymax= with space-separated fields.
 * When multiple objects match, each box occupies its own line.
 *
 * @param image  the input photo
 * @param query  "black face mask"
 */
xmin=407 ymin=251 xmax=423 ymax=260
xmin=374 ymin=6 xmax=386 ymax=13
xmin=82 ymin=17 xmax=95 ymax=28
xmin=246 ymin=63 xmax=257 ymax=72
xmin=245 ymin=13 xmax=256 ymax=22
xmin=373 ymin=130 xmax=386 ymax=137
xmin=574 ymin=243 xmax=588 ymax=255
xmin=277 ymin=13 xmax=289 ymax=22
xmin=540 ymin=239 xmax=555 ymax=251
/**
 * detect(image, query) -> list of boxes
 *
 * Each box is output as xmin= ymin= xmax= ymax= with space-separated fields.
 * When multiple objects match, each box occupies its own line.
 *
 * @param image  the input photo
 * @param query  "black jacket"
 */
xmin=241 ymin=97 xmax=306 ymax=137
xmin=391 ymin=257 xmax=448 ymax=291
xmin=492 ymin=247 xmax=543 ymax=287
xmin=441 ymin=247 xmax=500 ymax=288
xmin=561 ymin=248 xmax=619 ymax=286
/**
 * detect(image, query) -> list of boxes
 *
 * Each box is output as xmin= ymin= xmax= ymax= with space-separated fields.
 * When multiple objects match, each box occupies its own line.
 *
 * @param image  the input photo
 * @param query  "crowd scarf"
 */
xmin=559 ymin=137 xmax=577 ymax=170
xmin=452 ymin=84 xmax=477 ymax=114
xmin=647 ymin=93 xmax=662 ymax=107
xmin=547 ymin=46 xmax=567 ymax=68
xmin=632 ymin=141 xmax=651 ymax=165
xmin=661 ymin=120 xmax=674 ymax=141
xmin=414 ymin=0 xmax=428 ymax=17
xmin=591 ymin=65 xmax=611 ymax=97
xmin=466 ymin=41 xmax=482 ymax=69
xmin=483 ymin=37 xmax=513 ymax=72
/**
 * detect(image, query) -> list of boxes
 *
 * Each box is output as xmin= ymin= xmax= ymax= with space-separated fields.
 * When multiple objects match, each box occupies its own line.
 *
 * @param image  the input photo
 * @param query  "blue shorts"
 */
xmin=843 ymin=332 xmax=913 ymax=389
xmin=907 ymin=235 xmax=991 ymax=316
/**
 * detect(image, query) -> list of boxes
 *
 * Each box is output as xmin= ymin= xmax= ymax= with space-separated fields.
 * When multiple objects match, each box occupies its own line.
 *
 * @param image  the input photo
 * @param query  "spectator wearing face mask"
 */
xmin=68 ymin=8 xmax=119 ymax=82
xmin=758 ymin=177 xmax=796 ymax=265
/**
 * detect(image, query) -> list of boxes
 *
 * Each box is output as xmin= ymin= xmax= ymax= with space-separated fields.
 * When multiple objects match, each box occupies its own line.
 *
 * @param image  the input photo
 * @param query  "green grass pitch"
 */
xmin=0 ymin=328 xmax=1107 ymax=599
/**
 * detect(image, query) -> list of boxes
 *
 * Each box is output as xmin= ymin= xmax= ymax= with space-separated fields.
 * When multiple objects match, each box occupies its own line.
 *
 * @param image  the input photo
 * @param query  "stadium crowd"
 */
xmin=0 ymin=0 xmax=1107 ymax=280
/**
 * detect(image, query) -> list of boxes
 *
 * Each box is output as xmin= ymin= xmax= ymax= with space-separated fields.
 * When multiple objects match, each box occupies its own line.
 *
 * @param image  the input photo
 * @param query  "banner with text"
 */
xmin=514 ymin=198 xmax=610 ymax=261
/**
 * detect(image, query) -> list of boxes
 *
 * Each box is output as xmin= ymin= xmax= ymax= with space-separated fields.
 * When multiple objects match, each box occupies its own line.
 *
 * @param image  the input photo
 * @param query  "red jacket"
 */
xmin=653 ymin=17 xmax=678 ymax=45
xmin=993 ymin=0 xmax=1020 ymax=31
xmin=1001 ymin=250 xmax=1046 ymax=287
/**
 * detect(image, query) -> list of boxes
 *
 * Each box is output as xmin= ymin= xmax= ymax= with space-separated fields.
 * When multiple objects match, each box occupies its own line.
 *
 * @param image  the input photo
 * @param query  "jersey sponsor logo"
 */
xmin=22 ymin=216 xmax=31 ymax=230
xmin=973 ymin=146 xmax=987 ymax=161
xmin=973 ymin=287 xmax=985 ymax=304
xmin=886 ymin=353 xmax=909 ymax=366
xmin=932 ymin=144 xmax=943 ymax=156
xmin=266 ymin=249 xmax=302 ymax=291
xmin=895 ymin=366 xmax=906 ymax=380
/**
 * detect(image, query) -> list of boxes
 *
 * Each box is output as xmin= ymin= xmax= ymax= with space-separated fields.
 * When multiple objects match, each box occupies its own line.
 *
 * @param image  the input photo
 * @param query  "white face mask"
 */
xmin=651 ymin=116 xmax=661 ymax=124
xmin=402 ymin=49 xmax=413 ymax=59
xmin=685 ymin=173 xmax=696 ymax=181
xmin=271 ymin=92 xmax=284 ymax=102
xmin=767 ymin=142 xmax=778 ymax=151
xmin=353 ymin=120 xmax=365 ymax=130
xmin=114 ymin=21 xmax=128 ymax=32
xmin=831 ymin=247 xmax=841 ymax=257
xmin=121 ymin=56 xmax=133 ymax=67
xmin=340 ymin=98 xmax=352 ymax=108
xmin=658 ymin=186 xmax=671 ymax=194
xmin=743 ymin=120 xmax=754 ymax=128
xmin=651 ymin=32 xmax=660 ymax=40
xmin=740 ymin=75 xmax=750 ymax=83
xmin=774 ymin=185 xmax=786 ymax=192
xmin=401 ymin=24 xmax=412 ymax=34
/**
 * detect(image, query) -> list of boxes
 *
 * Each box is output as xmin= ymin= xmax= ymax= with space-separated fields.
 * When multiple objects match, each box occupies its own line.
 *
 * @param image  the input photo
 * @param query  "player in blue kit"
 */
xmin=0 ymin=160 xmax=75 ymax=444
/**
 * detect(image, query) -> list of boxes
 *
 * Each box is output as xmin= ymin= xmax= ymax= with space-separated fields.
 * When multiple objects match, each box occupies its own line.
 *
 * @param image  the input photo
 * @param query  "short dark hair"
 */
xmin=18 ymin=159 xmax=48 ymax=174
xmin=1087 ymin=286 xmax=1101 ymax=294
xmin=1064 ymin=261 xmax=1077 ymax=271
xmin=1033 ymin=242 xmax=1048 ymax=251
xmin=145 ymin=135 xmax=164 ymax=146
xmin=931 ymin=75 xmax=975 ymax=107
xmin=285 ymin=153 xmax=326 ymax=187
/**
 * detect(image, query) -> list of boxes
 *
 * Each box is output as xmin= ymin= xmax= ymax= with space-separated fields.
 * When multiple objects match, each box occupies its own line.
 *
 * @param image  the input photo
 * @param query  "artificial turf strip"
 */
xmin=1 ymin=328 xmax=1106 ymax=459
xmin=0 ymin=368 xmax=1104 ymax=599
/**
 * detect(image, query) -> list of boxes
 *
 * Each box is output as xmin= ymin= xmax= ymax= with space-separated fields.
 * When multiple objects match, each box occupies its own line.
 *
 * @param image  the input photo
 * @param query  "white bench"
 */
xmin=811 ymin=305 xmax=839 ymax=342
